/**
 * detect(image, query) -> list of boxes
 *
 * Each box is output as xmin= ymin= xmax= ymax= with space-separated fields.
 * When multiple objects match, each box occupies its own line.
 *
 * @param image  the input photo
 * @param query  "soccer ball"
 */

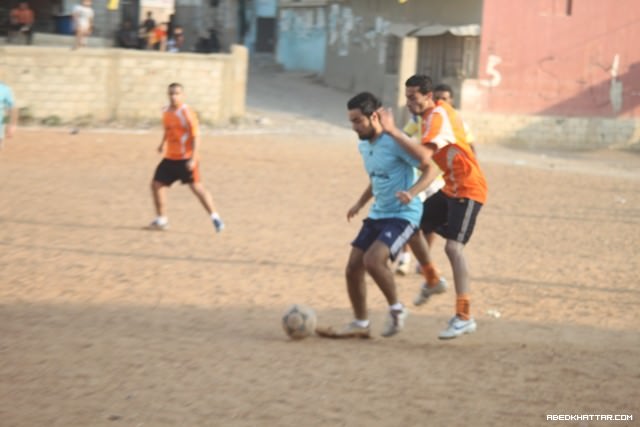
xmin=282 ymin=304 xmax=317 ymax=340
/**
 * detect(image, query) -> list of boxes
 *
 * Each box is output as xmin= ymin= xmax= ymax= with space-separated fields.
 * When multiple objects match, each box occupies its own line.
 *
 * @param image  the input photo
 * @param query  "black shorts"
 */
xmin=153 ymin=158 xmax=200 ymax=185
xmin=352 ymin=218 xmax=418 ymax=261
xmin=421 ymin=190 xmax=482 ymax=244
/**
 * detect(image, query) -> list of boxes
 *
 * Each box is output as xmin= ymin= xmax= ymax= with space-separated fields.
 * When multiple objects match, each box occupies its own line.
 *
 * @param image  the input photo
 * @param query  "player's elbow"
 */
xmin=416 ymin=150 xmax=432 ymax=169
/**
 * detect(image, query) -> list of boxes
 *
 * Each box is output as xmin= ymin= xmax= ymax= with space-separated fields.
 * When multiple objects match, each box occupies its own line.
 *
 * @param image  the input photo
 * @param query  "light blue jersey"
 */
xmin=0 ymin=83 xmax=15 ymax=137
xmin=358 ymin=132 xmax=423 ymax=226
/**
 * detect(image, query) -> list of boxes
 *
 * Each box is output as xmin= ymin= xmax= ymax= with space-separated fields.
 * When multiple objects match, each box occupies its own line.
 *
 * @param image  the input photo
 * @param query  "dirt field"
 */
xmin=0 ymin=119 xmax=638 ymax=427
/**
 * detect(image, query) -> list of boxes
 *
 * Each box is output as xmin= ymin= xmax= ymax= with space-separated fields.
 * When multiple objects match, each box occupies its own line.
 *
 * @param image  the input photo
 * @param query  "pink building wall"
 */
xmin=464 ymin=0 xmax=640 ymax=118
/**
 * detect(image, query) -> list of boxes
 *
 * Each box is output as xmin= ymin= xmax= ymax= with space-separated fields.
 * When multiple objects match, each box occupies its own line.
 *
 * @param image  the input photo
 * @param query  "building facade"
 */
xmin=322 ymin=0 xmax=482 ymax=116
xmin=465 ymin=0 xmax=640 ymax=118
xmin=276 ymin=0 xmax=328 ymax=73
xmin=319 ymin=0 xmax=639 ymax=148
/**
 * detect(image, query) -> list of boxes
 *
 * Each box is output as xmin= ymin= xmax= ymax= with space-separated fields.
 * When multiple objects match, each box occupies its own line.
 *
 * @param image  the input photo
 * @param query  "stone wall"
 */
xmin=0 ymin=45 xmax=248 ymax=125
xmin=464 ymin=112 xmax=640 ymax=150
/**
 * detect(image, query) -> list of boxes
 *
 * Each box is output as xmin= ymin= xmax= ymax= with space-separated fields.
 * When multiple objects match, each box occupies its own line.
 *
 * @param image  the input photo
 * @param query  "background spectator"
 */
xmin=72 ymin=0 xmax=94 ymax=49
xmin=140 ymin=11 xmax=155 ymax=49
xmin=116 ymin=19 xmax=138 ymax=49
xmin=149 ymin=22 xmax=168 ymax=51
xmin=167 ymin=26 xmax=184 ymax=53
xmin=9 ymin=2 xmax=35 ymax=45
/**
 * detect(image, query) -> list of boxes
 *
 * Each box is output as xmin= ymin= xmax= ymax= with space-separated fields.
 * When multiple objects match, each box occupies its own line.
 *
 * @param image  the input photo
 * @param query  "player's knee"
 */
xmin=189 ymin=182 xmax=204 ymax=193
xmin=445 ymin=240 xmax=464 ymax=261
xmin=362 ymin=252 xmax=383 ymax=273
xmin=345 ymin=260 xmax=364 ymax=280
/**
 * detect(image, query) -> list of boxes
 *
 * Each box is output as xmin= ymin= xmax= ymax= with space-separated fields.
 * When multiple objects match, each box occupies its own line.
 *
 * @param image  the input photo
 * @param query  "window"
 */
xmin=417 ymin=34 xmax=479 ymax=82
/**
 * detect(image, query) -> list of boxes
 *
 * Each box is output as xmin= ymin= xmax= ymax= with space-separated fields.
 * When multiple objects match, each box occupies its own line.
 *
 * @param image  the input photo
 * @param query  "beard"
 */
xmin=358 ymin=128 xmax=376 ymax=140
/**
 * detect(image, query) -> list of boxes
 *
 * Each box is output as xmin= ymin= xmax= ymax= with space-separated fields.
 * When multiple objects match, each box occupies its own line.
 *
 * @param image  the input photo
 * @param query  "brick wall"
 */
xmin=0 ymin=45 xmax=248 ymax=125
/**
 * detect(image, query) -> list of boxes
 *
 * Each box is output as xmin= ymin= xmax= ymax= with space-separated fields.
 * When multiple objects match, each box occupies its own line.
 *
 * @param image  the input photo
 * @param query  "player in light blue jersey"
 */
xmin=316 ymin=92 xmax=439 ymax=339
xmin=0 ymin=82 xmax=17 ymax=151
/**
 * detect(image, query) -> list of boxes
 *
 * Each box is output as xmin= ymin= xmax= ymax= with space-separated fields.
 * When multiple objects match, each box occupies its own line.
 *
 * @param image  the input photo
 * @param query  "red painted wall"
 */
xmin=469 ymin=0 xmax=640 ymax=117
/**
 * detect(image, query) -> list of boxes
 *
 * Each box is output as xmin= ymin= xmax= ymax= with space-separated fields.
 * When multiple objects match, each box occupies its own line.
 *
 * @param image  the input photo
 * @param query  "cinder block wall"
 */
xmin=463 ymin=112 xmax=640 ymax=150
xmin=0 ymin=45 xmax=248 ymax=125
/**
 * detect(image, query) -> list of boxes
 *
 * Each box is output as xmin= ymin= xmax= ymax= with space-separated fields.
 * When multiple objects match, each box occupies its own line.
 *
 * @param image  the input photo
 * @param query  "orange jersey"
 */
xmin=11 ymin=8 xmax=34 ymax=25
xmin=149 ymin=27 xmax=166 ymax=45
xmin=162 ymin=104 xmax=199 ymax=160
xmin=421 ymin=100 xmax=488 ymax=204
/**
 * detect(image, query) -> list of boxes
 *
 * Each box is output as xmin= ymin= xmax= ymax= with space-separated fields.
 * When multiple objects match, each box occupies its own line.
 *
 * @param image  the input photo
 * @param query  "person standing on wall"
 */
xmin=72 ymin=0 xmax=94 ymax=49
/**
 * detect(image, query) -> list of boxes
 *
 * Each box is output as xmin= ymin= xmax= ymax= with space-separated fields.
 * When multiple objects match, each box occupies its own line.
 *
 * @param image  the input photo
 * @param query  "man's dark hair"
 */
xmin=434 ymin=83 xmax=453 ymax=97
xmin=168 ymin=82 xmax=183 ymax=90
xmin=405 ymin=74 xmax=433 ymax=95
xmin=347 ymin=92 xmax=381 ymax=117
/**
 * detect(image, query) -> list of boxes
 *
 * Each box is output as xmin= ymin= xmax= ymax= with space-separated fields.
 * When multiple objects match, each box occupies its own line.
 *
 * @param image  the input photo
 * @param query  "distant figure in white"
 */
xmin=72 ymin=0 xmax=94 ymax=49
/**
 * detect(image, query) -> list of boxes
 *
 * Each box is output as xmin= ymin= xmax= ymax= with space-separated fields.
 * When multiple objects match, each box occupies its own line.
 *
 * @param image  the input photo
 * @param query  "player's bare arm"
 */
xmin=347 ymin=184 xmax=373 ymax=222
xmin=396 ymin=160 xmax=439 ymax=205
xmin=157 ymin=131 xmax=166 ymax=153
xmin=187 ymin=135 xmax=199 ymax=171
xmin=377 ymin=107 xmax=432 ymax=165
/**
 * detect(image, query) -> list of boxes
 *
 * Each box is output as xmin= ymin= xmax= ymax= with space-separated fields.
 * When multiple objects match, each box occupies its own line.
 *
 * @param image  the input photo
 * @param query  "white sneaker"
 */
xmin=316 ymin=321 xmax=370 ymax=339
xmin=413 ymin=278 xmax=447 ymax=306
xmin=395 ymin=259 xmax=411 ymax=276
xmin=148 ymin=217 xmax=169 ymax=230
xmin=381 ymin=306 xmax=409 ymax=337
xmin=395 ymin=252 xmax=411 ymax=276
xmin=213 ymin=217 xmax=225 ymax=233
xmin=438 ymin=316 xmax=477 ymax=339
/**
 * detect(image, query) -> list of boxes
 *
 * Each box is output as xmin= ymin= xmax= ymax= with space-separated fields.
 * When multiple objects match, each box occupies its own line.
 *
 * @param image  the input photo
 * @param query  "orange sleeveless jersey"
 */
xmin=162 ymin=104 xmax=199 ymax=160
xmin=421 ymin=100 xmax=488 ymax=204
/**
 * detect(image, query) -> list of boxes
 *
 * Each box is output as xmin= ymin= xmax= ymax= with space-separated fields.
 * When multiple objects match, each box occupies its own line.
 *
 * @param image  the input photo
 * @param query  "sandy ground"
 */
xmin=1 ymin=70 xmax=639 ymax=427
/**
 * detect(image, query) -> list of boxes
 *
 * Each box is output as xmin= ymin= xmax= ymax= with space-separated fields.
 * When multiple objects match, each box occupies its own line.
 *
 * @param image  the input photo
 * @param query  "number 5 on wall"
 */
xmin=480 ymin=54 xmax=502 ymax=87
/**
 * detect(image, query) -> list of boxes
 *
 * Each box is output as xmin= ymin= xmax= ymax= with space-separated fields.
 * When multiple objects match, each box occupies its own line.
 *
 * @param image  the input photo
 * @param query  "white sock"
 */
xmin=390 ymin=303 xmax=403 ymax=311
xmin=211 ymin=212 xmax=221 ymax=221
xmin=354 ymin=319 xmax=370 ymax=328
xmin=156 ymin=216 xmax=168 ymax=225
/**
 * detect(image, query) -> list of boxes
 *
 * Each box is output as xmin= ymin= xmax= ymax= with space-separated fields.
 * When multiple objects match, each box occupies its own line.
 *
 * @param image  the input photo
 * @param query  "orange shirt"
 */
xmin=11 ymin=8 xmax=34 ymax=25
xmin=421 ymin=100 xmax=488 ymax=204
xmin=149 ymin=26 xmax=167 ymax=45
xmin=162 ymin=104 xmax=199 ymax=160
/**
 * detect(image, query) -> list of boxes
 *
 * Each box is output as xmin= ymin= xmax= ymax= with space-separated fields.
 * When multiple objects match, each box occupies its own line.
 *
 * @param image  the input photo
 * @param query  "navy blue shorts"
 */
xmin=351 ymin=218 xmax=418 ymax=261
xmin=153 ymin=158 xmax=200 ymax=185
xmin=421 ymin=190 xmax=483 ymax=244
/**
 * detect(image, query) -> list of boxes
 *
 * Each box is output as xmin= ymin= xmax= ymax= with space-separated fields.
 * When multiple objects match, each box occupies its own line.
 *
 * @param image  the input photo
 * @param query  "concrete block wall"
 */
xmin=0 ymin=44 xmax=248 ymax=125
xmin=463 ymin=112 xmax=640 ymax=150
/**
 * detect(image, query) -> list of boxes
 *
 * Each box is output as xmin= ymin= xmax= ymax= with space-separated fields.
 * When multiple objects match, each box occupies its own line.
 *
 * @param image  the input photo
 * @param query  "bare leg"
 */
xmin=345 ymin=247 xmax=367 ymax=320
xmin=188 ymin=182 xmax=217 ymax=215
xmin=445 ymin=240 xmax=469 ymax=295
xmin=74 ymin=28 xmax=89 ymax=49
xmin=363 ymin=241 xmax=398 ymax=306
xmin=407 ymin=230 xmax=434 ymax=267
xmin=151 ymin=180 xmax=167 ymax=216
xmin=426 ymin=231 xmax=437 ymax=248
